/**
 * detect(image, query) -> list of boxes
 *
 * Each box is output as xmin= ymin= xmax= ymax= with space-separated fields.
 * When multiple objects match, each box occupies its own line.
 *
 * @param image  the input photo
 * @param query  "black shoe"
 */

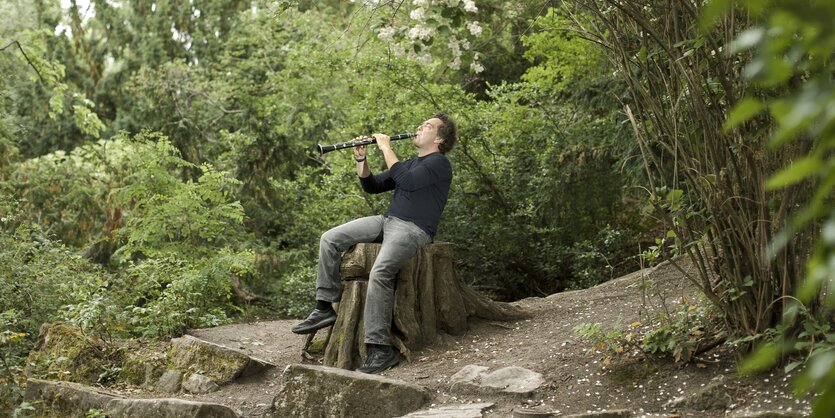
xmin=291 ymin=308 xmax=337 ymax=334
xmin=357 ymin=345 xmax=401 ymax=374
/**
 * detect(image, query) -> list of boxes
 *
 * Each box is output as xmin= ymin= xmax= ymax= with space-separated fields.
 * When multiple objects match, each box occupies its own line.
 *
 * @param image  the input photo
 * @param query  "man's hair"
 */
xmin=434 ymin=111 xmax=457 ymax=154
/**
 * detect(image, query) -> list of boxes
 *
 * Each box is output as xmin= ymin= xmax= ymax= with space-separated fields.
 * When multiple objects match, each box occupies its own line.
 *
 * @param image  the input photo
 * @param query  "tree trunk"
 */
xmin=322 ymin=242 xmax=529 ymax=369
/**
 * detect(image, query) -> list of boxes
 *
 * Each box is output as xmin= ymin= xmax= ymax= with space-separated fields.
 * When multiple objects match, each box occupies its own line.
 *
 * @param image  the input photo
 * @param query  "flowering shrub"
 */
xmin=372 ymin=0 xmax=485 ymax=73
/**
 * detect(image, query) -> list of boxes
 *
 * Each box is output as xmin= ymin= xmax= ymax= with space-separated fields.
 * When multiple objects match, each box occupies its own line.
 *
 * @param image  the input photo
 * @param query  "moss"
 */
xmin=27 ymin=325 xmax=259 ymax=392
xmin=307 ymin=338 xmax=326 ymax=353
xmin=26 ymin=322 xmax=122 ymax=385
xmin=167 ymin=336 xmax=248 ymax=384
xmin=119 ymin=355 xmax=146 ymax=386
xmin=117 ymin=339 xmax=169 ymax=387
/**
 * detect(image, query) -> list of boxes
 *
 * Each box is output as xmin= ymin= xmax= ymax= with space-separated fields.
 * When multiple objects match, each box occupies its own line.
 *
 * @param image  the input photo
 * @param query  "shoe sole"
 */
xmin=291 ymin=316 xmax=337 ymax=335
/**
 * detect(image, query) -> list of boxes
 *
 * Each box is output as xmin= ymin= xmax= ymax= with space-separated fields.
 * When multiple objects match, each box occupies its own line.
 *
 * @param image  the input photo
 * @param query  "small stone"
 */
xmin=154 ymin=369 xmax=183 ymax=393
xmin=667 ymin=375 xmax=731 ymax=411
xmin=182 ymin=373 xmax=220 ymax=394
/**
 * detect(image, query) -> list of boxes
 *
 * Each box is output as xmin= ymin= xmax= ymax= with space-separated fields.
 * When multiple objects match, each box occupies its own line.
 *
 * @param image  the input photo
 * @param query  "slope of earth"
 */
xmin=163 ymin=257 xmax=812 ymax=417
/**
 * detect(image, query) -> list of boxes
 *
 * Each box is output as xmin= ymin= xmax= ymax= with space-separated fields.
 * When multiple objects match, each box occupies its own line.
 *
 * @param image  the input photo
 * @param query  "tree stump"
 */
xmin=322 ymin=242 xmax=529 ymax=370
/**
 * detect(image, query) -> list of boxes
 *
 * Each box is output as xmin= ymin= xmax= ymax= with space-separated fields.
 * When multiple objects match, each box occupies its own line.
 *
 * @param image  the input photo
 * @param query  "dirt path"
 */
xmin=173 ymin=258 xmax=811 ymax=417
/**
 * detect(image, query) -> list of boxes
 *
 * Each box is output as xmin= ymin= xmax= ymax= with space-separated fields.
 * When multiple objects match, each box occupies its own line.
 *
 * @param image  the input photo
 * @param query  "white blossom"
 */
xmin=418 ymin=54 xmax=433 ymax=65
xmin=391 ymin=43 xmax=406 ymax=56
xmin=471 ymin=61 xmax=484 ymax=73
xmin=448 ymin=37 xmax=460 ymax=52
xmin=377 ymin=27 xmax=396 ymax=42
xmin=449 ymin=57 xmax=462 ymax=70
xmin=464 ymin=0 xmax=477 ymax=13
xmin=448 ymin=37 xmax=462 ymax=70
xmin=408 ymin=24 xmax=434 ymax=40
xmin=447 ymin=0 xmax=460 ymax=6
xmin=410 ymin=7 xmax=425 ymax=20
xmin=466 ymin=21 xmax=482 ymax=36
xmin=471 ymin=53 xmax=484 ymax=73
xmin=412 ymin=0 xmax=429 ymax=6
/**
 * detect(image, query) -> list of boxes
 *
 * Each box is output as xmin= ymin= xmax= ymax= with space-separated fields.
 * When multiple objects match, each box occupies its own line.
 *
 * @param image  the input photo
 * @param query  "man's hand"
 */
xmin=352 ymin=136 xmax=368 ymax=162
xmin=353 ymin=136 xmax=371 ymax=178
xmin=373 ymin=133 xmax=391 ymax=151
xmin=373 ymin=133 xmax=399 ymax=169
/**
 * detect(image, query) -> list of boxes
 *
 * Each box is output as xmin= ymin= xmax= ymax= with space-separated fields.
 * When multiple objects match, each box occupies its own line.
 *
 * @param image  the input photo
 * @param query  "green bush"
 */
xmin=641 ymin=299 xmax=721 ymax=363
xmin=8 ymin=131 xmax=256 ymax=338
xmin=271 ymin=264 xmax=318 ymax=319
xmin=0 ymin=195 xmax=109 ymax=415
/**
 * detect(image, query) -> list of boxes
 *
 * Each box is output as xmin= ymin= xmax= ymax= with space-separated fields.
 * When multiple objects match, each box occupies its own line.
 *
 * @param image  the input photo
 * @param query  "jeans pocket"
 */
xmin=409 ymin=223 xmax=431 ymax=248
xmin=389 ymin=216 xmax=430 ymax=248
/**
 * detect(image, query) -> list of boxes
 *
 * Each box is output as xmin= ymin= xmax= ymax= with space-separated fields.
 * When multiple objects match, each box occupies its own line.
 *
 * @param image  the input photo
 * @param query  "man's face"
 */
xmin=414 ymin=117 xmax=444 ymax=148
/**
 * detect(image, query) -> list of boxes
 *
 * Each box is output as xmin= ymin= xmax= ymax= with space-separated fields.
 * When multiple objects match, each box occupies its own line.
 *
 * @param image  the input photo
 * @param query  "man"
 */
xmin=291 ymin=112 xmax=457 ymax=374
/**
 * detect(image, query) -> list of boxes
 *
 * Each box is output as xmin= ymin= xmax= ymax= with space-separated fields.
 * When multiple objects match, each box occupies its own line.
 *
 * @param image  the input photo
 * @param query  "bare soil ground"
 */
xmin=160 ymin=258 xmax=812 ymax=417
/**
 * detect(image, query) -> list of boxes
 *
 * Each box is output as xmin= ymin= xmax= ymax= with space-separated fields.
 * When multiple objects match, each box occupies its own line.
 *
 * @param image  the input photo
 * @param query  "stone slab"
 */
xmin=272 ymin=364 xmax=430 ymax=418
xmin=24 ymin=378 xmax=239 ymax=418
xmin=450 ymin=365 xmax=544 ymax=396
xmin=105 ymin=398 xmax=238 ymax=418
xmin=169 ymin=334 xmax=275 ymax=384
xmin=25 ymin=378 xmax=117 ymax=416
xmin=399 ymin=402 xmax=495 ymax=418
xmin=564 ymin=410 xmax=633 ymax=418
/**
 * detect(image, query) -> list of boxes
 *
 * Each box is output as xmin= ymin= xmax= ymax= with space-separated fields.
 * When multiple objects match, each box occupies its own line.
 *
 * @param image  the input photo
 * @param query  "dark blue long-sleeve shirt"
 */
xmin=359 ymin=152 xmax=453 ymax=238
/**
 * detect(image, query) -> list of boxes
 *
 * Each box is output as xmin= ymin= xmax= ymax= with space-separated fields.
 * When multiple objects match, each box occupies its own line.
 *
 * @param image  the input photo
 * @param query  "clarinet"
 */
xmin=317 ymin=133 xmax=417 ymax=156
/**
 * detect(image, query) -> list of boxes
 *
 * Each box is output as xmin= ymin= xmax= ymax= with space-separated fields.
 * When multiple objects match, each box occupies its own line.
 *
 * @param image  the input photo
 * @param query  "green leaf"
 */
xmin=666 ymin=188 xmax=683 ymax=203
xmin=739 ymin=342 xmax=781 ymax=375
xmin=724 ymin=97 xmax=765 ymax=131
xmin=766 ymin=156 xmax=822 ymax=190
xmin=768 ymin=88 xmax=823 ymax=146
xmin=784 ymin=360 xmax=802 ymax=373
xmin=698 ymin=0 xmax=732 ymax=31
xmin=637 ymin=46 xmax=647 ymax=62
xmin=807 ymin=350 xmax=835 ymax=381
xmin=813 ymin=388 xmax=835 ymax=418
xmin=441 ymin=7 xmax=458 ymax=20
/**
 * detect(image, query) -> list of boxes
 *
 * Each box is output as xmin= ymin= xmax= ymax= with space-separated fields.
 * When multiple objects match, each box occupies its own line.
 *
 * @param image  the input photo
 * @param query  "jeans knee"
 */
xmin=320 ymin=230 xmax=337 ymax=249
xmin=369 ymin=269 xmax=396 ymax=290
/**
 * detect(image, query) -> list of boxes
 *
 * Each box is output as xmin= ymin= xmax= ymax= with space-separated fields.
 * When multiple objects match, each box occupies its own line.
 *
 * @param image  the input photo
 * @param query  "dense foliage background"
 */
xmin=1 ymin=0 xmax=832 ymax=416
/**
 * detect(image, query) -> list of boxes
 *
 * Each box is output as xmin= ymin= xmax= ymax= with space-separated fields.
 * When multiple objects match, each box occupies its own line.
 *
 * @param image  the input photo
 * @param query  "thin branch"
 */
xmin=1 ymin=40 xmax=46 ymax=84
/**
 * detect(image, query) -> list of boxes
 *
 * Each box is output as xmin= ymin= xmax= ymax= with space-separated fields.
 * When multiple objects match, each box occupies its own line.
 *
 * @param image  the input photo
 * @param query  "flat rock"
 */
xmin=272 ymin=364 xmax=430 ymax=418
xmin=563 ymin=410 xmax=633 ymax=418
xmin=399 ymin=402 xmax=495 ymax=417
xmin=727 ymin=411 xmax=806 ymax=418
xmin=168 ymin=334 xmax=274 ymax=385
xmin=451 ymin=365 xmax=489 ymax=384
xmin=105 ymin=398 xmax=238 ymax=418
xmin=450 ymin=365 xmax=545 ymax=396
xmin=512 ymin=408 xmax=557 ymax=417
xmin=24 ymin=378 xmax=239 ymax=418
xmin=24 ymin=378 xmax=117 ymax=416
xmin=667 ymin=375 xmax=731 ymax=411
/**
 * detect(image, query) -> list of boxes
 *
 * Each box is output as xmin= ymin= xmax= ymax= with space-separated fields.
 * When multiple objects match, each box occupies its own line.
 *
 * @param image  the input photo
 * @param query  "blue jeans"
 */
xmin=316 ymin=215 xmax=431 ymax=346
